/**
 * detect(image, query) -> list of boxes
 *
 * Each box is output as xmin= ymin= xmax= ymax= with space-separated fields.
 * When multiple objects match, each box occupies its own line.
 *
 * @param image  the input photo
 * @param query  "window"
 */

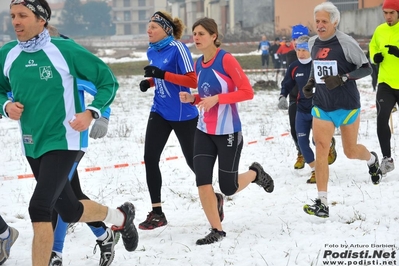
xmin=124 ymin=24 xmax=132 ymax=35
xmin=124 ymin=11 xmax=131 ymax=21
xmin=138 ymin=0 xmax=146 ymax=6
xmin=123 ymin=0 xmax=130 ymax=8
xmin=139 ymin=23 xmax=147 ymax=34
xmin=330 ymin=0 xmax=358 ymax=11
xmin=139 ymin=10 xmax=147 ymax=21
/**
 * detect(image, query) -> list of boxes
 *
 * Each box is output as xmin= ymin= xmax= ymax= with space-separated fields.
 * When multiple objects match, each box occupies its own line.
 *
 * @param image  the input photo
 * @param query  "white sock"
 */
xmin=318 ymin=191 xmax=328 ymax=205
xmin=367 ymin=153 xmax=376 ymax=166
xmin=53 ymin=251 xmax=62 ymax=258
xmin=97 ymin=230 xmax=108 ymax=241
xmin=0 ymin=227 xmax=10 ymax=239
xmin=104 ymin=208 xmax=125 ymax=227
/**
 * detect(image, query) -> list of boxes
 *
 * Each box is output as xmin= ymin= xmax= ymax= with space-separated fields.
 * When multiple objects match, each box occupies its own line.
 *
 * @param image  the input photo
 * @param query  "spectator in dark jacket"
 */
xmin=269 ymin=38 xmax=281 ymax=69
xmin=279 ymin=24 xmax=310 ymax=170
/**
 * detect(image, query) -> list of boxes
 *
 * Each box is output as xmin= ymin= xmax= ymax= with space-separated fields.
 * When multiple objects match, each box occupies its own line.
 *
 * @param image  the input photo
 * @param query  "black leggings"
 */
xmin=371 ymin=64 xmax=378 ymax=91
xmin=0 ymin=215 xmax=7 ymax=234
xmin=144 ymin=112 xmax=198 ymax=204
xmin=261 ymin=54 xmax=269 ymax=67
xmin=51 ymin=169 xmax=106 ymax=230
xmin=289 ymin=101 xmax=301 ymax=154
xmin=376 ymin=82 xmax=399 ymax=157
xmin=27 ymin=150 xmax=84 ymax=223
xmin=193 ymin=130 xmax=243 ymax=196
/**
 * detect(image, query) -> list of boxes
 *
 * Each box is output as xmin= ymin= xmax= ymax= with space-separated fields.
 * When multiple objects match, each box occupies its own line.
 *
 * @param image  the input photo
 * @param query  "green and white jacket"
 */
xmin=0 ymin=36 xmax=119 ymax=158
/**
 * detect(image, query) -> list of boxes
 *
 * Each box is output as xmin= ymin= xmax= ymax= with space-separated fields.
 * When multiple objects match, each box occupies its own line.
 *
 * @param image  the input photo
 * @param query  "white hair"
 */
xmin=296 ymin=35 xmax=310 ymax=45
xmin=314 ymin=1 xmax=340 ymax=26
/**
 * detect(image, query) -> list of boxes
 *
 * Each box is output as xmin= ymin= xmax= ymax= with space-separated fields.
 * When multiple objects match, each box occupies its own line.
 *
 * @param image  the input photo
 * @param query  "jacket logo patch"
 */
xmin=25 ymin=59 xmax=37 ymax=67
xmin=315 ymin=48 xmax=331 ymax=59
xmin=23 ymin=135 xmax=33 ymax=144
xmin=200 ymin=82 xmax=211 ymax=97
xmin=39 ymin=66 xmax=53 ymax=81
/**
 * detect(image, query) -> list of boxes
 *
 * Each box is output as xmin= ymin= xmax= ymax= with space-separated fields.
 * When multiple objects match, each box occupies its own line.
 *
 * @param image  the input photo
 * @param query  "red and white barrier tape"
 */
xmin=0 ymin=91 xmax=378 ymax=181
xmin=0 ymin=132 xmax=291 ymax=181
xmin=244 ymin=68 xmax=287 ymax=73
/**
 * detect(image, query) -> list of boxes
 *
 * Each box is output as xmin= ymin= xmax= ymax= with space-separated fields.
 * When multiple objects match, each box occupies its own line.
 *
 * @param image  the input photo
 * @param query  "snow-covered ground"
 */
xmin=96 ymin=48 xmax=261 ymax=64
xmin=1 ymin=73 xmax=398 ymax=266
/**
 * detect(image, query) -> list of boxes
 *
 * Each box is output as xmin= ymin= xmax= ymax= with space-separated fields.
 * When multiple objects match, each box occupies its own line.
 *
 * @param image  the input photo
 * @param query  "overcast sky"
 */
xmin=0 ymin=0 xmax=8 ymax=13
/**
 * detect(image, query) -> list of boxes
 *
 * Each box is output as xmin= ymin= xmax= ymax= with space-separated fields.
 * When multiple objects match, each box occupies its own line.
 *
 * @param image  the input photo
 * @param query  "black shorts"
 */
xmin=193 ymin=130 xmax=243 ymax=196
xmin=27 ymin=150 xmax=84 ymax=223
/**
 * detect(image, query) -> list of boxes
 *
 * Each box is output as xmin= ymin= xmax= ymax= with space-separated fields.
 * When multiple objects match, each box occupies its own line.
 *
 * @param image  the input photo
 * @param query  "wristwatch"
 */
xmin=341 ymin=74 xmax=348 ymax=83
xmin=89 ymin=109 xmax=99 ymax=119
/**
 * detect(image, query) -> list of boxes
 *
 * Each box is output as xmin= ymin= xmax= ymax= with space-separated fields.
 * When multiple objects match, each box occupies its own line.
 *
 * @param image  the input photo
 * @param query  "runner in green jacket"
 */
xmin=1 ymin=1 xmax=139 ymax=264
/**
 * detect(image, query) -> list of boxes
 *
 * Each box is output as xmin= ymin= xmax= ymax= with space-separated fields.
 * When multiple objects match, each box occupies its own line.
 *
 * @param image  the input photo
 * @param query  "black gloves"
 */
xmin=302 ymin=75 xmax=345 ymax=95
xmin=372 ymin=46 xmax=399 ymax=63
xmin=139 ymin=79 xmax=150 ymax=92
xmin=141 ymin=65 xmax=166 ymax=91
xmin=373 ymin=53 xmax=384 ymax=63
xmin=144 ymin=65 xmax=165 ymax=79
xmin=302 ymin=78 xmax=315 ymax=98
xmin=385 ymin=45 xmax=399 ymax=58
xmin=321 ymin=75 xmax=344 ymax=90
